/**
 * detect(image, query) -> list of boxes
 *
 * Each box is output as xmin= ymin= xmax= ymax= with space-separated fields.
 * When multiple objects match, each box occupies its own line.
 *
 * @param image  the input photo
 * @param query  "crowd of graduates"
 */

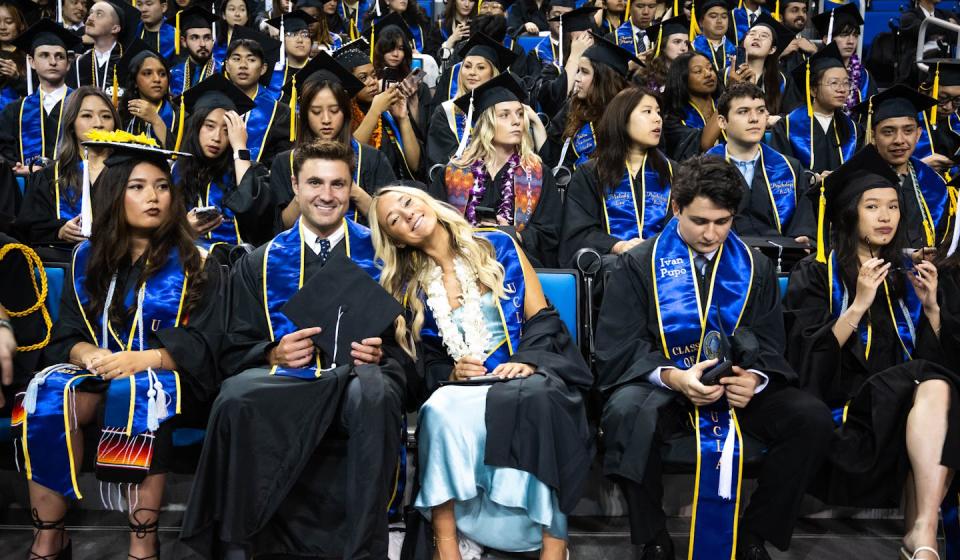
xmin=1 ymin=0 xmax=960 ymax=558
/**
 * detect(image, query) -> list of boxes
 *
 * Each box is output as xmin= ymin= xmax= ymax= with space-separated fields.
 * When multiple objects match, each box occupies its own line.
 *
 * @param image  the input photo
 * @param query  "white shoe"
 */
xmin=900 ymin=545 xmax=941 ymax=560
xmin=458 ymin=533 xmax=483 ymax=560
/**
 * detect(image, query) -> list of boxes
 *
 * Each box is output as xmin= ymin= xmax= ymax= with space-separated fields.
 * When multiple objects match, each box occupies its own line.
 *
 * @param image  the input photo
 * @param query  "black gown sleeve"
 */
xmin=426 ymin=104 xmax=458 ymax=169
xmin=17 ymin=167 xmax=65 ymax=244
xmin=359 ymin=145 xmax=396 ymax=193
xmin=662 ymin=114 xmax=703 ymax=161
xmin=769 ymin=117 xmax=795 ymax=161
xmin=225 ymin=162 xmax=276 ymax=246
xmin=783 ymin=155 xmax=817 ymax=239
xmin=559 ymin=164 xmax=620 ymax=267
xmin=0 ymin=161 xmax=18 ymax=235
xmin=219 ymin=245 xmax=275 ymax=376
xmin=259 ymin=103 xmax=293 ymax=169
xmin=0 ymin=101 xmax=20 ymax=164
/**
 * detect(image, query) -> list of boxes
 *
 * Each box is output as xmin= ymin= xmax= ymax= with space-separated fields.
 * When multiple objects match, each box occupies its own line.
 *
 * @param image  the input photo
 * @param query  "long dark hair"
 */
xmin=593 ymin=87 xmax=672 ymax=192
xmin=831 ymin=190 xmax=908 ymax=299
xmin=175 ymin=107 xmax=232 ymax=203
xmin=759 ymin=54 xmax=782 ymax=115
xmin=441 ymin=0 xmax=475 ymax=33
xmin=563 ymin=60 xmax=627 ymax=139
xmin=363 ymin=0 xmax=430 ymax=29
xmin=811 ymin=67 xmax=853 ymax=146
xmin=373 ymin=27 xmax=412 ymax=77
xmin=119 ymin=52 xmax=172 ymax=125
xmin=85 ymin=159 xmax=206 ymax=328
xmin=663 ymin=51 xmax=716 ymax=117
xmin=295 ymin=78 xmax=354 ymax=146
xmin=56 ymin=87 xmax=122 ymax=205
xmin=635 ymin=50 xmax=674 ymax=91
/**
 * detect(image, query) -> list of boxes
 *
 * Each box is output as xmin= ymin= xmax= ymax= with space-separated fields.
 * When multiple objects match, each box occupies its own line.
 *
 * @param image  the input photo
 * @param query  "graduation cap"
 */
xmin=181 ymin=72 xmax=256 ymax=114
xmin=789 ymin=41 xmax=845 ymax=118
xmin=920 ymin=59 xmax=960 ymax=128
xmin=451 ymin=72 xmax=525 ymax=157
xmin=550 ymin=0 xmax=578 ymax=8
xmin=175 ymin=5 xmax=221 ymax=56
xmin=362 ymin=12 xmax=413 ymax=61
xmin=103 ymin=0 xmax=142 ymax=46
xmin=457 ymin=32 xmax=518 ymax=72
xmin=229 ymin=25 xmax=283 ymax=84
xmin=645 ymin=16 xmax=688 ymax=56
xmin=334 ymin=37 xmax=372 ymax=70
xmin=547 ymin=6 xmax=599 ymax=70
xmin=77 ymin=129 xmax=190 ymax=237
xmin=583 ymin=31 xmax=642 ymax=76
xmin=748 ymin=12 xmax=794 ymax=54
xmin=266 ymin=10 xmax=318 ymax=69
xmin=281 ymin=251 xmax=404 ymax=369
xmin=809 ymin=144 xmax=900 ymax=262
xmin=13 ymin=18 xmax=84 ymax=54
xmin=812 ymin=3 xmax=862 ymax=43
xmin=852 ymin=84 xmax=936 ymax=144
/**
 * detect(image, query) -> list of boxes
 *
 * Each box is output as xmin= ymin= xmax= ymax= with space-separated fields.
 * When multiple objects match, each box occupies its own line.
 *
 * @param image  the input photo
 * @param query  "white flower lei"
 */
xmin=424 ymin=256 xmax=490 ymax=361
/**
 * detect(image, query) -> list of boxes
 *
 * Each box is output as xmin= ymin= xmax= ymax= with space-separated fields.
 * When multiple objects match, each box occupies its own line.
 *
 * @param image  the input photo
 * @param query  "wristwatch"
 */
xmin=234 ymin=149 xmax=251 ymax=161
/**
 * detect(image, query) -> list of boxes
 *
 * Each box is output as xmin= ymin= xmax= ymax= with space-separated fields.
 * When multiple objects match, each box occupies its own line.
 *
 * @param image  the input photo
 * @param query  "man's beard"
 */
xmin=191 ymin=49 xmax=211 ymax=64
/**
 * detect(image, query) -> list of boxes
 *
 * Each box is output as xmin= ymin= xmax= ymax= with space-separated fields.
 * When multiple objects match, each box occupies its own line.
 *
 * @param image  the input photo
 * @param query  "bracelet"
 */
xmin=0 ymin=319 xmax=12 ymax=332
xmin=155 ymin=349 xmax=163 ymax=369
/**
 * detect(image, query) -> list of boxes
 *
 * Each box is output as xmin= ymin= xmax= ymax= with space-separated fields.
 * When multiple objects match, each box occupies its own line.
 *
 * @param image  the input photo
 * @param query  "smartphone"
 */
xmin=193 ymin=205 xmax=222 ymax=223
xmin=410 ymin=56 xmax=423 ymax=71
xmin=380 ymin=67 xmax=401 ymax=91
xmin=734 ymin=46 xmax=747 ymax=68
xmin=700 ymin=359 xmax=735 ymax=386
xmin=398 ymin=67 xmax=425 ymax=97
xmin=475 ymin=205 xmax=497 ymax=224
xmin=0 ymin=50 xmax=13 ymax=61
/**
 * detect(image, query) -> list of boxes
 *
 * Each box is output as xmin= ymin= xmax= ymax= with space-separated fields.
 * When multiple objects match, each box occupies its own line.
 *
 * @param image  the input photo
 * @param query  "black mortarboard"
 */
xmin=362 ymin=12 xmax=414 ymax=45
xmin=693 ymin=0 xmax=730 ymax=21
xmin=922 ymin=58 xmax=960 ymax=87
xmin=583 ymin=31 xmax=642 ymax=76
xmin=281 ymin=251 xmax=404 ymax=367
xmin=453 ymin=71 xmax=526 ymax=121
xmin=266 ymin=9 xmax=317 ymax=33
xmin=548 ymin=6 xmax=600 ymax=34
xmin=457 ymin=32 xmax=518 ymax=72
xmin=852 ymin=84 xmax=936 ymax=130
xmin=178 ymin=5 xmax=220 ymax=31
xmin=646 ymin=16 xmax=689 ymax=56
xmin=788 ymin=40 xmax=844 ymax=100
xmin=283 ymin=50 xmax=365 ymax=97
xmin=334 ymin=38 xmax=372 ymax=69
xmin=13 ymin=18 xmax=84 ymax=53
xmin=229 ymin=25 xmax=282 ymax=83
xmin=182 ymin=72 xmax=256 ymax=114
xmin=749 ymin=12 xmax=794 ymax=54
xmin=812 ymin=3 xmax=862 ymax=41
xmin=83 ymin=133 xmax=191 ymax=167
xmin=296 ymin=0 xmax=330 ymax=8
xmin=105 ymin=0 xmax=142 ymax=45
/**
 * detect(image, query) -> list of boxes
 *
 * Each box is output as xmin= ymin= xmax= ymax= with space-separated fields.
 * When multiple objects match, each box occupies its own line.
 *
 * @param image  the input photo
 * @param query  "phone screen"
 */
xmin=380 ymin=67 xmax=401 ymax=91
xmin=735 ymin=46 xmax=747 ymax=68
xmin=411 ymin=56 xmax=423 ymax=71
xmin=398 ymin=68 xmax=425 ymax=97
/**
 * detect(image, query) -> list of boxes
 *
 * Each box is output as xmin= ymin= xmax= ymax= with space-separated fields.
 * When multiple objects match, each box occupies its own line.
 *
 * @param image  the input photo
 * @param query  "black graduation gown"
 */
xmin=534 ymin=68 xmax=569 ymax=123
xmin=0 ymin=233 xmax=49 ymax=391
xmin=770 ymin=113 xmax=861 ymax=175
xmin=558 ymin=161 xmax=672 ymax=268
xmin=425 ymin=102 xmax=460 ymax=169
xmin=0 ymin=162 xmax=19 ymax=234
xmin=247 ymin=96 xmax=292 ymax=168
xmin=67 ymin=45 xmax=122 ymax=89
xmin=507 ymin=0 xmax=549 ymax=35
xmin=898 ymin=170 xmax=951 ymax=249
xmin=0 ymin=94 xmax=68 ymax=165
xmin=783 ymin=255 xmax=960 ymax=507
xmin=180 ymin=240 xmax=408 ymax=559
xmin=428 ymin=160 xmax=563 ymax=267
xmin=540 ymin=105 xmax=576 ymax=171
xmin=16 ymin=165 xmax=78 ymax=245
xmin=662 ymin=113 xmax=705 ymax=162
xmin=267 ymin=144 xmax=395 ymax=229
xmin=594 ymin=239 xmax=796 ymax=481
xmin=184 ymin=162 xmax=276 ymax=247
xmin=732 ymin=152 xmax=816 ymax=239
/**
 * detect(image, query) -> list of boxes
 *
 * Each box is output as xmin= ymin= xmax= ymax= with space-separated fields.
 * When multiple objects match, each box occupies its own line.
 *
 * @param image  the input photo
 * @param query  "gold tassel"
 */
xmin=774 ymin=0 xmax=780 ymax=21
xmin=932 ymin=62 xmax=941 ymax=130
xmin=111 ymin=67 xmax=118 ymax=109
xmin=655 ymin=25 xmax=664 ymax=56
xmin=689 ymin=4 xmax=697 ymax=42
xmin=370 ymin=29 xmax=375 ymax=61
xmin=625 ymin=0 xmax=631 ymax=18
xmin=674 ymin=0 xmax=678 ymax=16
xmin=816 ymin=182 xmax=827 ymax=263
xmin=865 ymin=98 xmax=873 ymax=145
xmin=174 ymin=97 xmax=185 ymax=153
xmin=289 ymin=76 xmax=297 ymax=142
xmin=804 ymin=59 xmax=812 ymax=117
xmin=175 ymin=10 xmax=181 ymax=56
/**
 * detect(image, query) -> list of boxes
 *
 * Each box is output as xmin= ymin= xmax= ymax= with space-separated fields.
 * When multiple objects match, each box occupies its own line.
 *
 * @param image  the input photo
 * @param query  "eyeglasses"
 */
xmin=284 ymin=29 xmax=311 ymax=38
xmin=939 ymin=95 xmax=960 ymax=108
xmin=822 ymin=79 xmax=852 ymax=91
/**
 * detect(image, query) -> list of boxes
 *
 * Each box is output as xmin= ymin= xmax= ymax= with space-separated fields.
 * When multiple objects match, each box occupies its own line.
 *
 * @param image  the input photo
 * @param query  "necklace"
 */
xmin=424 ymin=257 xmax=490 ymax=361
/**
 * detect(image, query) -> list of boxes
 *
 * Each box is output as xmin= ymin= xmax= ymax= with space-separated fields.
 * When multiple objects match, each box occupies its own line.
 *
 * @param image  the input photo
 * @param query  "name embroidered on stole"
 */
xmin=570 ymin=122 xmax=596 ymax=168
xmin=651 ymin=218 xmax=753 ymax=559
xmin=707 ymin=143 xmax=797 ymax=232
xmin=615 ymin=21 xmax=643 ymax=56
xmin=263 ymin=218 xmax=378 ymax=379
xmin=22 ymin=242 xmax=186 ymax=498
xmin=420 ymin=229 xmax=525 ymax=371
xmin=603 ymin=156 xmax=672 ymax=241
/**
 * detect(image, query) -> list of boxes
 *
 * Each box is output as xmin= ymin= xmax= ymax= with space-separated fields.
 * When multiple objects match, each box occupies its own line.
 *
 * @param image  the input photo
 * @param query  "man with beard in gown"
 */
xmin=180 ymin=140 xmax=409 ymax=560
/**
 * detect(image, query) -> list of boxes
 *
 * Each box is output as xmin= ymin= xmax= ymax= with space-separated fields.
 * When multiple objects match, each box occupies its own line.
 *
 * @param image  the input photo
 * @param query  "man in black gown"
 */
xmin=595 ymin=156 xmax=833 ymax=560
xmin=180 ymin=141 xmax=409 ymax=559
xmin=67 ymin=0 xmax=139 ymax=89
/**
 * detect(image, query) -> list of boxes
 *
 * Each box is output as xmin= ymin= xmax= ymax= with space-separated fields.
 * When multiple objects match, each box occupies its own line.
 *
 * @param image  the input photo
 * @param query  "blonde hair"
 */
xmin=455 ymin=65 xmax=500 ymax=100
xmin=451 ymin=104 xmax=541 ymax=170
xmin=369 ymin=185 xmax=507 ymax=358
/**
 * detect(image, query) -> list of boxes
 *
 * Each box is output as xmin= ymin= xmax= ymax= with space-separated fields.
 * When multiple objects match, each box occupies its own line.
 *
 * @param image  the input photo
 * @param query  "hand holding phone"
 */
xmin=192 ymin=205 xmax=222 ymax=224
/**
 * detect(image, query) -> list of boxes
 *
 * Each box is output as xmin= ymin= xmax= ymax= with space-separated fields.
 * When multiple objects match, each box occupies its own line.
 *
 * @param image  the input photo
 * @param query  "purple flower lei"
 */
xmin=465 ymin=153 xmax=522 ymax=225
xmin=497 ymin=153 xmax=522 ymax=225
xmin=844 ymin=54 xmax=863 ymax=114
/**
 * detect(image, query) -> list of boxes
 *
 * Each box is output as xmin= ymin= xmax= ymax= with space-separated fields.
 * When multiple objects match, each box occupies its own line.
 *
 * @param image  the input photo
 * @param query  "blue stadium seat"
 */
xmin=17 ymin=176 xmax=25 ymax=196
xmin=517 ymin=35 xmax=542 ymax=55
xmin=536 ymin=269 xmax=580 ymax=345
xmin=778 ymin=275 xmax=788 ymax=302
xmin=42 ymin=267 xmax=65 ymax=323
xmin=418 ymin=0 xmax=432 ymax=18
xmin=863 ymin=11 xmax=900 ymax=51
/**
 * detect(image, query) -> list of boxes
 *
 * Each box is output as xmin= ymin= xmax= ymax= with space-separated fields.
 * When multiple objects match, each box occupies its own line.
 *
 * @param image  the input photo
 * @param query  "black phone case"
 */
xmin=701 ymin=360 xmax=734 ymax=386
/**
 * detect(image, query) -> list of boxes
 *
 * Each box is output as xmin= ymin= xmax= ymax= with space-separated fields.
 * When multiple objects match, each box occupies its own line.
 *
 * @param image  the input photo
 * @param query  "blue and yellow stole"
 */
xmin=22 ymin=242 xmax=186 ymax=498
xmin=783 ymin=106 xmax=857 ymax=171
xmin=534 ymin=37 xmax=559 ymax=70
xmin=420 ymin=229 xmax=525 ymax=371
xmin=614 ymin=21 xmax=645 ymax=56
xmin=338 ymin=0 xmax=360 ymax=38
xmin=169 ymin=57 xmax=221 ymax=97
xmin=246 ymin=87 xmax=282 ymax=163
xmin=907 ymin=157 xmax=952 ymax=246
xmin=137 ymin=21 xmax=177 ymax=60
xmin=570 ymin=121 xmax=596 ymax=168
xmin=262 ymin=218 xmax=379 ymax=380
xmin=53 ymin=161 xmax=83 ymax=221
xmin=651 ymin=218 xmax=752 ymax=560
xmin=198 ymin=175 xmax=242 ymax=245
xmin=707 ymin=143 xmax=797 ymax=233
xmin=0 ymin=84 xmax=20 ymax=112
xmin=603 ymin=156 xmax=672 ymax=241
xmin=408 ymin=22 xmax=425 ymax=52
xmin=447 ymin=62 xmax=462 ymax=101
xmin=128 ymin=99 xmax=177 ymax=146
xmin=444 ymin=161 xmax=545 ymax=232
xmin=853 ymin=68 xmax=870 ymax=106
xmin=681 ymin=101 xmax=713 ymax=130
xmin=441 ymin=101 xmax=467 ymax=147
xmin=383 ymin=111 xmax=414 ymax=177
xmin=18 ymin=87 xmax=72 ymax=164
xmin=731 ymin=7 xmax=768 ymax=45
xmin=267 ymin=61 xmax=301 ymax=99
xmin=693 ymin=34 xmax=735 ymax=73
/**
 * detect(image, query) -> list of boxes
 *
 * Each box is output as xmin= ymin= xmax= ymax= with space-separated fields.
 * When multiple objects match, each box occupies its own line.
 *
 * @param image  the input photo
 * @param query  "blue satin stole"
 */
xmin=54 ymin=161 xmax=83 ymax=221
xmin=169 ymin=57 xmax=221 ymax=97
xmin=447 ymin=62 xmax=461 ymax=101
xmin=651 ymin=217 xmax=753 ymax=560
xmin=420 ymin=229 xmax=525 ymax=372
xmin=263 ymin=218 xmax=379 ymax=379
xmin=784 ymin=107 xmax=857 ymax=170
xmin=910 ymin=156 xmax=951 ymax=246
xmin=137 ymin=21 xmax=176 ymax=60
xmin=615 ymin=21 xmax=645 ymax=56
xmin=202 ymin=175 xmax=242 ymax=245
xmin=129 ymin=100 xmax=176 ymax=146
xmin=0 ymin=84 xmax=20 ymax=112
xmin=534 ymin=37 xmax=558 ymax=70
xmin=604 ymin=156 xmax=672 ymax=241
xmin=681 ymin=102 xmax=709 ymax=130
xmin=570 ymin=121 xmax=596 ymax=168
xmin=731 ymin=7 xmax=768 ymax=44
xmin=706 ymin=143 xmax=797 ymax=233
xmin=19 ymin=88 xmax=72 ymax=163
xmin=246 ymin=87 xmax=281 ymax=163
xmin=693 ymin=34 xmax=735 ymax=73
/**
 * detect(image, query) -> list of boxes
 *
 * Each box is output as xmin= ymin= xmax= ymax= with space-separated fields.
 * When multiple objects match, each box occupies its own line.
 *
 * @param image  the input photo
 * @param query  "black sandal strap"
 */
xmin=29 ymin=509 xmax=69 ymax=560
xmin=30 ymin=508 xmax=66 ymax=531
xmin=128 ymin=508 xmax=160 ymax=539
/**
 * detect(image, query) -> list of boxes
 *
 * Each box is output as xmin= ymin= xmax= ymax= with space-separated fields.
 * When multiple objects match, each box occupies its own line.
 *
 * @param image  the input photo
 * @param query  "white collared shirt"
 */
xmin=94 ymin=43 xmax=116 ymax=69
xmin=301 ymin=222 xmax=345 ymax=256
xmin=41 ymin=84 xmax=69 ymax=115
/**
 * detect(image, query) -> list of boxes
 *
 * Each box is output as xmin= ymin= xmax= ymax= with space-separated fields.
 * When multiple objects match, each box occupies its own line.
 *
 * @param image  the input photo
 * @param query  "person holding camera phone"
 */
xmin=913 ymin=60 xmax=960 ymax=177
xmin=596 ymin=155 xmax=832 ymax=560
xmin=784 ymin=145 xmax=960 ymax=560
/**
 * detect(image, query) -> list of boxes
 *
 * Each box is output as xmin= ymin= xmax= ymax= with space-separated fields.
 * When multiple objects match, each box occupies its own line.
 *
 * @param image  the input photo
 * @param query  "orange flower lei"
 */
xmin=351 ymin=100 xmax=382 ymax=149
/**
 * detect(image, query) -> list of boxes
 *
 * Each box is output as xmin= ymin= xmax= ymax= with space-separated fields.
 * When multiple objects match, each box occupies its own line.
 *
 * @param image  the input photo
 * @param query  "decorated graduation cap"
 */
xmin=230 ymin=25 xmax=283 ymax=84
xmin=852 ymin=84 xmax=936 ymax=144
xmin=812 ymin=3 xmax=862 ymax=44
xmin=646 ymin=16 xmax=688 ymax=57
xmin=920 ymin=58 xmax=960 ymax=127
xmin=789 ymin=41 xmax=844 ymax=118
xmin=452 ymin=72 xmax=526 ymax=157
xmin=334 ymin=37 xmax=372 ymax=69
xmin=457 ymin=32 xmax=518 ymax=72
xmin=547 ymin=6 xmax=599 ymax=71
xmin=749 ymin=12 xmax=794 ymax=54
xmin=583 ymin=31 xmax=642 ymax=76
xmin=76 ymin=130 xmax=190 ymax=237
xmin=810 ymin=144 xmax=900 ymax=262
xmin=176 ymin=5 xmax=221 ymax=56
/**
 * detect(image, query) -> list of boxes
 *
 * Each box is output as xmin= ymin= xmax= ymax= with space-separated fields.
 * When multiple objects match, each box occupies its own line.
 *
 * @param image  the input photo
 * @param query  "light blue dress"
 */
xmin=414 ymin=293 xmax=568 ymax=551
